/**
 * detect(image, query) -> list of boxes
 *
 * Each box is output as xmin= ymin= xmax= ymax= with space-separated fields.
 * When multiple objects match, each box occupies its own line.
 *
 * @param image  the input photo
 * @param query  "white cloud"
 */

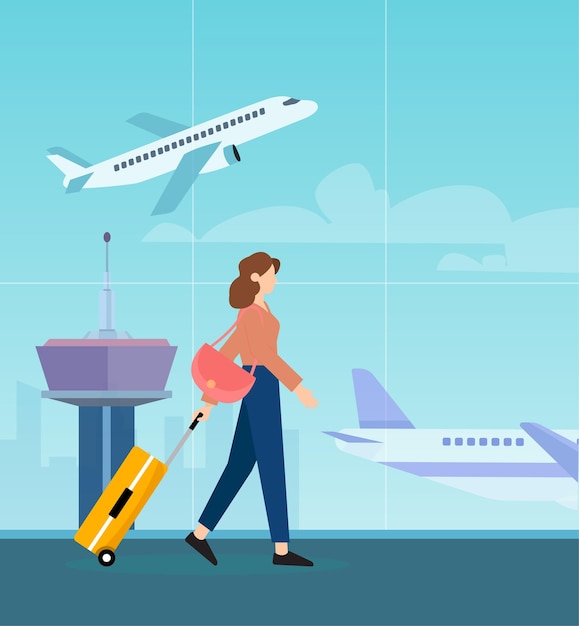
xmin=504 ymin=208 xmax=578 ymax=273
xmin=141 ymin=163 xmax=386 ymax=244
xmin=141 ymin=173 xmax=578 ymax=274
xmin=142 ymin=223 xmax=193 ymax=243
xmin=388 ymin=186 xmax=511 ymax=244
xmin=437 ymin=207 xmax=579 ymax=274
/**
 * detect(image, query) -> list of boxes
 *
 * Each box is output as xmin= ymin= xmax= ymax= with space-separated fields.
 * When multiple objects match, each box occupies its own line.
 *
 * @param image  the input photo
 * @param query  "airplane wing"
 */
xmin=323 ymin=431 xmax=382 ymax=443
xmin=520 ymin=422 xmax=578 ymax=481
xmin=151 ymin=142 xmax=221 ymax=215
xmin=127 ymin=113 xmax=189 ymax=138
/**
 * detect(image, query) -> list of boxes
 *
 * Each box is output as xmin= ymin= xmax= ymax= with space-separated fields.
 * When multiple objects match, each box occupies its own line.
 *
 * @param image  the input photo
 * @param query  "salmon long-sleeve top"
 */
xmin=201 ymin=303 xmax=303 ymax=405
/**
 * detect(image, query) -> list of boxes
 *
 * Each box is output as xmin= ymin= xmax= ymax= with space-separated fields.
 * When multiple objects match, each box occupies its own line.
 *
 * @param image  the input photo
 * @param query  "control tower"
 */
xmin=37 ymin=233 xmax=177 ymax=526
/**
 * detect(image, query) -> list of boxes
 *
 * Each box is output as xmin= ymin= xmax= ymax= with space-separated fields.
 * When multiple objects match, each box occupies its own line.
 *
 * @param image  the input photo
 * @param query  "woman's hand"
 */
xmin=294 ymin=383 xmax=318 ymax=409
xmin=194 ymin=403 xmax=216 ymax=422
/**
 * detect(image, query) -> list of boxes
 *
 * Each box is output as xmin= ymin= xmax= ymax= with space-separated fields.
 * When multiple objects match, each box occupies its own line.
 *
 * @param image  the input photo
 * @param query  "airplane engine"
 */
xmin=201 ymin=144 xmax=241 ymax=174
xmin=224 ymin=144 xmax=241 ymax=164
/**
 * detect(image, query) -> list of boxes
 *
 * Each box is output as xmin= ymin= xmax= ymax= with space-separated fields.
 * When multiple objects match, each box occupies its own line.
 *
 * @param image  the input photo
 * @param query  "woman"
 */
xmin=186 ymin=251 xmax=318 ymax=566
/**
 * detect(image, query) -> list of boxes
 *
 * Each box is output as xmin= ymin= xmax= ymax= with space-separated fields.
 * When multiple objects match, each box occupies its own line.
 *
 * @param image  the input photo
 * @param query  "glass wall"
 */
xmin=1 ymin=1 xmax=577 ymax=535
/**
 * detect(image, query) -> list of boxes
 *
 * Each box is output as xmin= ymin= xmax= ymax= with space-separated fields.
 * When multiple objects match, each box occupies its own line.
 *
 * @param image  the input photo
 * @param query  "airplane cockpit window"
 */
xmin=283 ymin=98 xmax=300 ymax=105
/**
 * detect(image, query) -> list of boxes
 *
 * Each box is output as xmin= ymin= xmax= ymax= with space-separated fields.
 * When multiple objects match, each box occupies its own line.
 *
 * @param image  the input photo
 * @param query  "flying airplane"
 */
xmin=325 ymin=369 xmax=579 ymax=509
xmin=46 ymin=96 xmax=318 ymax=215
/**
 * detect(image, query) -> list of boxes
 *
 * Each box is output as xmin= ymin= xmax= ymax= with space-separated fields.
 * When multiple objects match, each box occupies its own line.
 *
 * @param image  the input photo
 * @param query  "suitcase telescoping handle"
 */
xmin=166 ymin=412 xmax=203 ymax=467
xmin=105 ymin=414 xmax=203 ymax=525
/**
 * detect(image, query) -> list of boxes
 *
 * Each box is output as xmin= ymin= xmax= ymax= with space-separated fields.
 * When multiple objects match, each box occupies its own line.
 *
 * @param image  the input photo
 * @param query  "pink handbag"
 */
xmin=191 ymin=306 xmax=262 ymax=403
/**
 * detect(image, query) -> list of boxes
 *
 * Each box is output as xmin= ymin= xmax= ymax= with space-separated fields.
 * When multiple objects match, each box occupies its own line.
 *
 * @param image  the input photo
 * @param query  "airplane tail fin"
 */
xmin=352 ymin=369 xmax=415 ymax=429
xmin=46 ymin=147 xmax=93 ymax=193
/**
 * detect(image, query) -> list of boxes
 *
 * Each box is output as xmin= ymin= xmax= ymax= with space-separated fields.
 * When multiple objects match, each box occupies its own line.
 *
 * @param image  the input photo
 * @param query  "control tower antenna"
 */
xmin=84 ymin=232 xmax=130 ymax=339
xmin=100 ymin=232 xmax=115 ymax=337
xmin=105 ymin=231 xmax=110 ymax=275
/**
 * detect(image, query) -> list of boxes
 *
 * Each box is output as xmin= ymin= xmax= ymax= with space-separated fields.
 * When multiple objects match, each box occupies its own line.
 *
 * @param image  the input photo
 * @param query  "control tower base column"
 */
xmin=78 ymin=406 xmax=134 ymax=527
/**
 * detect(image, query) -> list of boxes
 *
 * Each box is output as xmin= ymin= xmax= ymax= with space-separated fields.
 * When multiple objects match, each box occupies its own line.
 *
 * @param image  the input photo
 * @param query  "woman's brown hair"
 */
xmin=229 ymin=252 xmax=280 ymax=309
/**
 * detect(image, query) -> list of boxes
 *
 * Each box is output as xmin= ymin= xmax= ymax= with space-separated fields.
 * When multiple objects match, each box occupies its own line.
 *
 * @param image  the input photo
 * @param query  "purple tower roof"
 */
xmin=37 ymin=339 xmax=177 ymax=392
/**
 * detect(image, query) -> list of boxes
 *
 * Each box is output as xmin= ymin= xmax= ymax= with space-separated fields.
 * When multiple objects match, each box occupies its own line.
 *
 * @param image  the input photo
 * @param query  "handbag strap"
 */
xmin=210 ymin=304 xmax=264 ymax=376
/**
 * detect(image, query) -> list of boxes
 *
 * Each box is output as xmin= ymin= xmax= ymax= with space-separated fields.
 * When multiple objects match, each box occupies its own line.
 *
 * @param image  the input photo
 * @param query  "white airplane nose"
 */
xmin=303 ymin=99 xmax=318 ymax=116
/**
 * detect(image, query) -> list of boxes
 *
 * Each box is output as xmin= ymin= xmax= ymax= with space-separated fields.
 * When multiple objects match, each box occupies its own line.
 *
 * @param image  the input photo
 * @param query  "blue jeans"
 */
xmin=198 ymin=366 xmax=290 ymax=543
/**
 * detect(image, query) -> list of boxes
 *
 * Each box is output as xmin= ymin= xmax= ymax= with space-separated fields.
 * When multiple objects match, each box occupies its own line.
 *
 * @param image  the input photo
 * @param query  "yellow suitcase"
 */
xmin=74 ymin=414 xmax=202 ymax=566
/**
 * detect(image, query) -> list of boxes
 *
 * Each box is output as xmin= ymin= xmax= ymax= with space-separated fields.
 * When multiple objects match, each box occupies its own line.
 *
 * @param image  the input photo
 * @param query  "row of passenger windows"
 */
xmin=442 ymin=437 xmax=525 ymax=447
xmin=113 ymin=107 xmax=266 ymax=172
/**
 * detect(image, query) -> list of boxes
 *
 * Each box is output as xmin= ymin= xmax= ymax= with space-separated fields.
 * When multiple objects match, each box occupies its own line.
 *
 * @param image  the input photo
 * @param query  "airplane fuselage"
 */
xmin=333 ymin=427 xmax=579 ymax=506
xmin=61 ymin=96 xmax=317 ymax=190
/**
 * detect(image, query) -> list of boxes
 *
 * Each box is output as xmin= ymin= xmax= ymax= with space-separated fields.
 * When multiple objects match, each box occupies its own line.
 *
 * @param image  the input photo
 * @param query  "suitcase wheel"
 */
xmin=98 ymin=549 xmax=116 ymax=567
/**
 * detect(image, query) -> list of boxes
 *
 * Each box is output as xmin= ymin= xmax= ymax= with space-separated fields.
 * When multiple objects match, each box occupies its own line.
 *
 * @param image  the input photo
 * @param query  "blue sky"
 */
xmin=387 ymin=0 xmax=578 ymax=220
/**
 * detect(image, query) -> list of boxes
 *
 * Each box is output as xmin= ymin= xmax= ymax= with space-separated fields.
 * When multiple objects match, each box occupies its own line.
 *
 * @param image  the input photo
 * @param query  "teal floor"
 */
xmin=1 ymin=538 xmax=577 ymax=625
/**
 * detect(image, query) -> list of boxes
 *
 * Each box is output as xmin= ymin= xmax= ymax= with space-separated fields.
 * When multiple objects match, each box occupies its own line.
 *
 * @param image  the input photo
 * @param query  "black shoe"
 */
xmin=273 ymin=551 xmax=314 ymax=567
xmin=185 ymin=532 xmax=218 ymax=565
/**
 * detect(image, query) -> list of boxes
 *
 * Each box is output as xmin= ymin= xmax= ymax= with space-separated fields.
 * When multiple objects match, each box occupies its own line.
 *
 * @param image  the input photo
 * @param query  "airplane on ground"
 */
xmin=46 ymin=96 xmax=318 ymax=215
xmin=325 ymin=369 xmax=579 ymax=509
